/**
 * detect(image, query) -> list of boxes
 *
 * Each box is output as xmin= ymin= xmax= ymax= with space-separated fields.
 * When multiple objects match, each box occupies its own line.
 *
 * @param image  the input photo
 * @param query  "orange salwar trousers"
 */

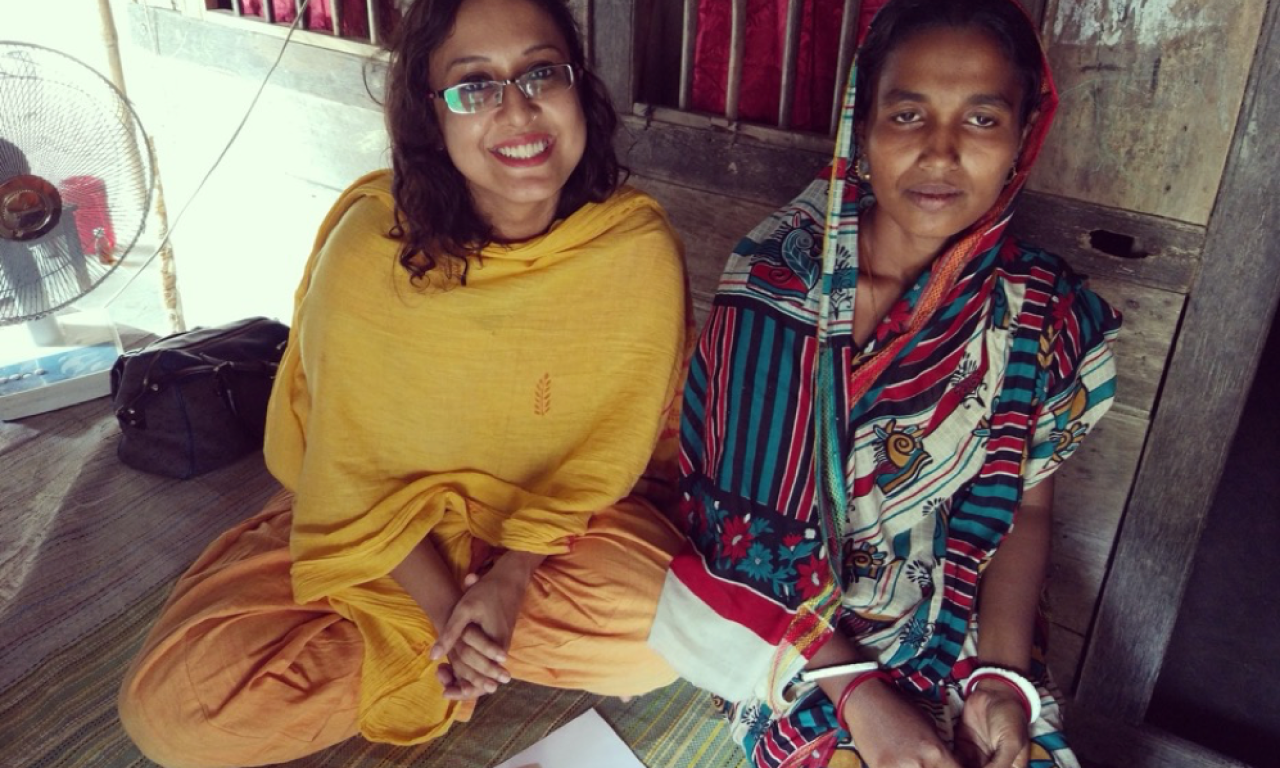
xmin=118 ymin=489 xmax=681 ymax=768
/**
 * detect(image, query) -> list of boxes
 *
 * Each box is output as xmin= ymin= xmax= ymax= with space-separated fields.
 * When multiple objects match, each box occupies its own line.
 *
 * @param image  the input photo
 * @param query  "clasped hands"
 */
xmin=429 ymin=551 xmax=542 ymax=701
xmin=843 ymin=676 xmax=1033 ymax=768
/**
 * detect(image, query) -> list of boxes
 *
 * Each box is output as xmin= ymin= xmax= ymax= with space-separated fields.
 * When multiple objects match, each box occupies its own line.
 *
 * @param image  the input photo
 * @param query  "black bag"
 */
xmin=109 ymin=316 xmax=291 ymax=479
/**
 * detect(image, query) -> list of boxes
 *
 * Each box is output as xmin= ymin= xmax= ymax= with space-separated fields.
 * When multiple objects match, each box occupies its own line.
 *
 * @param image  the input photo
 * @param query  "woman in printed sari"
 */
xmin=118 ymin=0 xmax=688 ymax=765
xmin=649 ymin=1 xmax=1120 ymax=767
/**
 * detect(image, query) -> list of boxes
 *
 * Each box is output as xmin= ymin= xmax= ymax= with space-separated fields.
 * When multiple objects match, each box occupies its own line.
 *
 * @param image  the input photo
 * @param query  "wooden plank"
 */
xmin=593 ymin=0 xmax=635 ymax=114
xmin=629 ymin=107 xmax=834 ymax=153
xmin=620 ymin=117 xmax=1205 ymax=293
xmin=1032 ymin=0 xmax=1267 ymax=225
xmin=1086 ymin=277 xmax=1182 ymax=415
xmin=620 ymin=116 xmax=829 ymax=205
xmin=1046 ymin=406 xmax=1148 ymax=638
xmin=1074 ymin=0 xmax=1280 ymax=725
xmin=1070 ymin=711 xmax=1257 ymax=768
xmin=1009 ymin=192 xmax=1203 ymax=295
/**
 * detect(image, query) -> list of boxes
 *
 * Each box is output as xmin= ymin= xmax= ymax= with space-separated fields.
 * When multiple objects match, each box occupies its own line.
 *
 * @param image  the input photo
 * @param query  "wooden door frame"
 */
xmin=1069 ymin=0 xmax=1280 ymax=765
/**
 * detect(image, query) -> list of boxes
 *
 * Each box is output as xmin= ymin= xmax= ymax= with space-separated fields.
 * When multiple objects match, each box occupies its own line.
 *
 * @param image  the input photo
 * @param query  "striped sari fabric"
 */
xmin=649 ymin=8 xmax=1122 ymax=766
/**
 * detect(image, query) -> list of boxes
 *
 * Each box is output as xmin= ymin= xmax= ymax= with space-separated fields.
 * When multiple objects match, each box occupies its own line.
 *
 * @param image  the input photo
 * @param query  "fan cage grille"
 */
xmin=0 ymin=41 xmax=155 ymax=327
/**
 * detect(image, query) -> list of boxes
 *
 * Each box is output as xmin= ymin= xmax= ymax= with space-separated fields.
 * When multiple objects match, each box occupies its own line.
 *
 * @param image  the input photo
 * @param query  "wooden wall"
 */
xmin=1033 ymin=0 xmax=1266 ymax=225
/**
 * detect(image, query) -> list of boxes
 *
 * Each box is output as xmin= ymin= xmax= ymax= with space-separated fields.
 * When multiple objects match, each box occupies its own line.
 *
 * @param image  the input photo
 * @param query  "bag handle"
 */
xmin=213 ymin=360 xmax=278 ymax=429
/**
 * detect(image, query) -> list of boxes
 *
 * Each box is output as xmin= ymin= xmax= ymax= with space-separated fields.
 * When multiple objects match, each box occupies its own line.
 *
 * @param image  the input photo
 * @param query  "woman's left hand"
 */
xmin=955 ymin=680 xmax=1031 ymax=768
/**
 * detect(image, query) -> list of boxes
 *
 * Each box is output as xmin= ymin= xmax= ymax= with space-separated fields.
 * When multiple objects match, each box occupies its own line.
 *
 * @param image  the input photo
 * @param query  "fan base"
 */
xmin=0 ymin=309 xmax=123 ymax=421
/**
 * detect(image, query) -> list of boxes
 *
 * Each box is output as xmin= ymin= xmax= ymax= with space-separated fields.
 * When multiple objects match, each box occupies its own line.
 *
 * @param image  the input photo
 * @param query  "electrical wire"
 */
xmin=102 ymin=0 xmax=313 ymax=308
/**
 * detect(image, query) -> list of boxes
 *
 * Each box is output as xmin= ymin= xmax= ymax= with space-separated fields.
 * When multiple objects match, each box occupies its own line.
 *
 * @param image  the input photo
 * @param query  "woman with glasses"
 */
xmin=118 ymin=0 xmax=688 ymax=764
xmin=649 ymin=0 xmax=1120 ymax=767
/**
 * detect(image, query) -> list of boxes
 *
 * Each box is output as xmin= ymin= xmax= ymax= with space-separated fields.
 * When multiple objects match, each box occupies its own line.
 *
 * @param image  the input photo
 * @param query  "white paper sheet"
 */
xmin=492 ymin=708 xmax=647 ymax=768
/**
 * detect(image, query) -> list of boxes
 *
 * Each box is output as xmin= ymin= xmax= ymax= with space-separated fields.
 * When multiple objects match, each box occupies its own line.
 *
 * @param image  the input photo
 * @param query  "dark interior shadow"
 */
xmin=1145 ymin=309 xmax=1280 ymax=767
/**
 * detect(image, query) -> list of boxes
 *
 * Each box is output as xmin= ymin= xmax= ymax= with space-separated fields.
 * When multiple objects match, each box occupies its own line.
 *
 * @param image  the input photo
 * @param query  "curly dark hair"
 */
xmin=855 ymin=0 xmax=1044 ymax=128
xmin=382 ymin=0 xmax=625 ymax=284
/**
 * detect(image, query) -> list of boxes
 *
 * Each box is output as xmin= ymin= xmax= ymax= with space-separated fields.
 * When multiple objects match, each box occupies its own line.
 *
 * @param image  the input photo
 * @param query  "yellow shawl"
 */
xmin=264 ymin=170 xmax=687 ymax=743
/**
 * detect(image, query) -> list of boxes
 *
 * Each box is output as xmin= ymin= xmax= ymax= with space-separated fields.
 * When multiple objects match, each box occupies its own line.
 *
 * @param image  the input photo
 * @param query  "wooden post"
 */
xmin=830 ymin=0 xmax=860 ymax=135
xmin=777 ymin=0 xmax=803 ymax=128
xmin=678 ymin=0 xmax=696 ymax=111
xmin=98 ymin=0 xmax=184 ymax=331
xmin=725 ymin=0 xmax=746 ymax=122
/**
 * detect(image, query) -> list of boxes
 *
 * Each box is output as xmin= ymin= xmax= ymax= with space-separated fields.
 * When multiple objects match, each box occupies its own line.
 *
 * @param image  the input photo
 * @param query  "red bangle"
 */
xmin=835 ymin=669 xmax=892 ymax=732
xmin=965 ymin=673 xmax=1033 ymax=721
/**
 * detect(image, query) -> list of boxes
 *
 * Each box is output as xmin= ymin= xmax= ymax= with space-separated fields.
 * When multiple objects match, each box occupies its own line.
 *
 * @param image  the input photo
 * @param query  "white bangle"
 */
xmin=799 ymin=660 xmax=880 ymax=683
xmin=962 ymin=666 xmax=1042 ymax=724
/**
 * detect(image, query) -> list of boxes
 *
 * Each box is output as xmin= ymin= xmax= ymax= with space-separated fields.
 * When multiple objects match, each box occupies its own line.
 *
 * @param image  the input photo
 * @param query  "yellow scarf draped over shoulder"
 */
xmin=263 ymin=170 xmax=687 ymax=743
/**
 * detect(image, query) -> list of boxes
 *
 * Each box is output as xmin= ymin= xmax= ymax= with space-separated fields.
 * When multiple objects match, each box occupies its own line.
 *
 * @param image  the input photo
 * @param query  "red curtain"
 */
xmin=690 ymin=0 xmax=887 ymax=131
xmin=232 ymin=0 xmax=379 ymax=40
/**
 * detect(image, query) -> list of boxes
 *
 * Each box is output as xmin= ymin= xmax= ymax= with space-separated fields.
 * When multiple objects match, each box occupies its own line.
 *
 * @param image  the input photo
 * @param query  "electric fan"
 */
xmin=0 ymin=41 xmax=154 ymax=420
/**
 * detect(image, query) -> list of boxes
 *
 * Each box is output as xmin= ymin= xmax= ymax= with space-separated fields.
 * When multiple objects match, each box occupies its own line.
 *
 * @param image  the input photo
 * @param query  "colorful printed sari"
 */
xmin=648 ymin=5 xmax=1121 ymax=767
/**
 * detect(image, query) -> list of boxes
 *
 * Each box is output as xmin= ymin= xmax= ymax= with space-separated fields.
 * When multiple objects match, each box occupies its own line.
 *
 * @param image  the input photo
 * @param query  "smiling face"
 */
xmin=861 ymin=25 xmax=1027 ymax=259
xmin=428 ymin=0 xmax=587 ymax=240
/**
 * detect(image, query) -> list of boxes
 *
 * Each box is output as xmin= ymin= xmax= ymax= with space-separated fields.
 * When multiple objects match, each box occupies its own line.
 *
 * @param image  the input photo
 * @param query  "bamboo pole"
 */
xmin=98 ymin=0 xmax=185 ymax=332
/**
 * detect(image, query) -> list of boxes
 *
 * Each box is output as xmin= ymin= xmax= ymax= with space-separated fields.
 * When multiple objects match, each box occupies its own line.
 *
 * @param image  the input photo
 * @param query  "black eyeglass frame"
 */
xmin=429 ymin=63 xmax=578 ymax=115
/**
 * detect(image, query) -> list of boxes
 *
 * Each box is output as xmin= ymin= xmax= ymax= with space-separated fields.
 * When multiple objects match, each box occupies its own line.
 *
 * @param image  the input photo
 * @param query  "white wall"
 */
xmin=119 ymin=3 xmax=391 ymax=328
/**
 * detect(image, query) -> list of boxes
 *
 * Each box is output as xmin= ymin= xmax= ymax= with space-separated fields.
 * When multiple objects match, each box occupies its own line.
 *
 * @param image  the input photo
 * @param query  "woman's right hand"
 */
xmin=843 ymin=678 xmax=963 ymax=768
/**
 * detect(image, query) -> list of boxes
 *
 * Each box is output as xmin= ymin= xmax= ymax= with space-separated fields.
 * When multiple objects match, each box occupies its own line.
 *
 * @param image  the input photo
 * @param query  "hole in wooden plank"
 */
xmin=1089 ymin=229 xmax=1150 ymax=259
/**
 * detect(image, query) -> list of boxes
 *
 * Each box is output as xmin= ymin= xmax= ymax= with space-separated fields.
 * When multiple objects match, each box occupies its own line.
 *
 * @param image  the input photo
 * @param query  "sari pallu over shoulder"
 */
xmin=650 ymin=1 xmax=1122 ymax=765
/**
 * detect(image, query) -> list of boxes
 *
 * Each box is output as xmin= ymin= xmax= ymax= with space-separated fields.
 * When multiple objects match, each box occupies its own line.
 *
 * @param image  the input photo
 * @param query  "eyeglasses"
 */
xmin=431 ymin=63 xmax=577 ymax=115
